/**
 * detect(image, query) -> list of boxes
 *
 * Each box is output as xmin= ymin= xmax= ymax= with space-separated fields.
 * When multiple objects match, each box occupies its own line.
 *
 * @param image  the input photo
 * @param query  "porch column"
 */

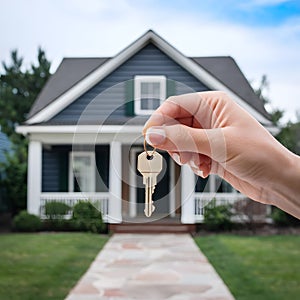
xmin=27 ymin=140 xmax=42 ymax=215
xmin=108 ymin=141 xmax=122 ymax=223
xmin=181 ymin=165 xmax=195 ymax=224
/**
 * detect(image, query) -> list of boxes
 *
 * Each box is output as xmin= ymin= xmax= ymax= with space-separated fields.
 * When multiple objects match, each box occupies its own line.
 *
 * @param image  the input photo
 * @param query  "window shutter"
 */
xmin=125 ymin=79 xmax=135 ymax=116
xmin=59 ymin=152 xmax=68 ymax=192
xmin=166 ymin=79 xmax=176 ymax=98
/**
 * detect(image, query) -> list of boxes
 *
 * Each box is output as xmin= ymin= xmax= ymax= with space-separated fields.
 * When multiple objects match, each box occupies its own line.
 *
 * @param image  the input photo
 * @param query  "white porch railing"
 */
xmin=194 ymin=193 xmax=247 ymax=222
xmin=40 ymin=193 xmax=109 ymax=221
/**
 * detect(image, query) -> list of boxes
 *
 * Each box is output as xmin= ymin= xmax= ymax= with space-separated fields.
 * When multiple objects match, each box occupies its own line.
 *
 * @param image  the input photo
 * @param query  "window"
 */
xmin=195 ymin=175 xmax=235 ymax=193
xmin=69 ymin=152 xmax=95 ymax=192
xmin=134 ymin=75 xmax=166 ymax=115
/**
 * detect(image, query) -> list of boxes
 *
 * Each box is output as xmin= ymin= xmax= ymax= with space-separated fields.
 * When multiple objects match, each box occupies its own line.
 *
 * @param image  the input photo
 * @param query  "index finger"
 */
xmin=143 ymin=93 xmax=202 ymax=134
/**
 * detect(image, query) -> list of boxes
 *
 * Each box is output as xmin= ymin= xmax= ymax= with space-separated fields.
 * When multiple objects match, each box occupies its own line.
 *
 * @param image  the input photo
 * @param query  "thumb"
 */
xmin=145 ymin=125 xmax=212 ymax=157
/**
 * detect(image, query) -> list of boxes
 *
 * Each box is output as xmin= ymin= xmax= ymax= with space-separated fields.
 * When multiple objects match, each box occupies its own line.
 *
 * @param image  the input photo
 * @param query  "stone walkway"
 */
xmin=66 ymin=234 xmax=234 ymax=300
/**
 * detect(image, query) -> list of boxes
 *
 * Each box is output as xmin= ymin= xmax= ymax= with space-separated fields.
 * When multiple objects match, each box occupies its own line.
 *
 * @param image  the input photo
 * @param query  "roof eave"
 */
xmin=25 ymin=30 xmax=272 ymax=127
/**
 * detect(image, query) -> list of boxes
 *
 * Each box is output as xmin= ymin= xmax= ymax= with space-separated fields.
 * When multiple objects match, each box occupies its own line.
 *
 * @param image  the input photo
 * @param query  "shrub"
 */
xmin=271 ymin=207 xmax=300 ymax=227
xmin=45 ymin=201 xmax=71 ymax=220
xmin=72 ymin=201 xmax=104 ymax=233
xmin=204 ymin=199 xmax=233 ymax=231
xmin=13 ymin=210 xmax=42 ymax=232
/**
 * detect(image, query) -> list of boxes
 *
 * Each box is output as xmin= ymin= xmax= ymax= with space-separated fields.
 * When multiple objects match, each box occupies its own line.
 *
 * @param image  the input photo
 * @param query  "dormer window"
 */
xmin=134 ymin=75 xmax=166 ymax=115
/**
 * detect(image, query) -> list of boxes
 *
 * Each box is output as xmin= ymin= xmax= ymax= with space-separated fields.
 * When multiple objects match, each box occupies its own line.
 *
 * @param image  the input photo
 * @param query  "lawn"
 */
xmin=0 ymin=233 xmax=108 ymax=300
xmin=195 ymin=235 xmax=300 ymax=300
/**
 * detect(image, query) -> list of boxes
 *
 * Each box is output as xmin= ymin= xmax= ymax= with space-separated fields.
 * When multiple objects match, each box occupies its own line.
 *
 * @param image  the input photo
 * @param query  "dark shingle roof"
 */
xmin=27 ymin=54 xmax=270 ymax=122
xmin=27 ymin=57 xmax=109 ymax=118
xmin=192 ymin=57 xmax=270 ymax=119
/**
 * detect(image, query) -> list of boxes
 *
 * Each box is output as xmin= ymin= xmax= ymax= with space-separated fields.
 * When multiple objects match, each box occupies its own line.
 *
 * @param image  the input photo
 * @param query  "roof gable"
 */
xmin=192 ymin=57 xmax=269 ymax=119
xmin=28 ymin=57 xmax=108 ymax=119
xmin=48 ymin=43 xmax=209 ymax=125
xmin=26 ymin=30 xmax=271 ymax=125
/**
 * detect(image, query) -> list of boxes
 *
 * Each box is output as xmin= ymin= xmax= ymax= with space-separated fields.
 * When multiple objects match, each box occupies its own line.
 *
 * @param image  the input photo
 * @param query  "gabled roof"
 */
xmin=28 ymin=58 xmax=108 ymax=119
xmin=192 ymin=57 xmax=269 ymax=119
xmin=26 ymin=30 xmax=271 ymax=125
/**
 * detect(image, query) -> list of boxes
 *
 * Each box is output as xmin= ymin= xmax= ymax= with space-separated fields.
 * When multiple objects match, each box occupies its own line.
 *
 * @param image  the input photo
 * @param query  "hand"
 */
xmin=143 ymin=91 xmax=300 ymax=219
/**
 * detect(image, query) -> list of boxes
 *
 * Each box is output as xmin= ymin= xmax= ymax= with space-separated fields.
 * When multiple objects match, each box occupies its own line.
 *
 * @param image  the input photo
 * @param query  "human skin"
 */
xmin=143 ymin=91 xmax=300 ymax=219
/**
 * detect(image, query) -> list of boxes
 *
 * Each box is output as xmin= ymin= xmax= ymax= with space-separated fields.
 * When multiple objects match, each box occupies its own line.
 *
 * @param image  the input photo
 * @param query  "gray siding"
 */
xmin=50 ymin=43 xmax=209 ymax=124
xmin=42 ymin=145 xmax=109 ymax=193
xmin=42 ymin=149 xmax=61 ymax=192
xmin=42 ymin=146 xmax=70 ymax=192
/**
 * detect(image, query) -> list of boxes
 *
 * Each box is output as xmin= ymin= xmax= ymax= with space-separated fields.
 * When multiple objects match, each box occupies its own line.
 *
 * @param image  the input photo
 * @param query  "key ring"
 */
xmin=144 ymin=138 xmax=156 ymax=158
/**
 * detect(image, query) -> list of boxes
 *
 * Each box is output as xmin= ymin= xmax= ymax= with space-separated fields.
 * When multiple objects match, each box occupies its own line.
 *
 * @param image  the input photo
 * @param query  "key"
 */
xmin=137 ymin=151 xmax=163 ymax=217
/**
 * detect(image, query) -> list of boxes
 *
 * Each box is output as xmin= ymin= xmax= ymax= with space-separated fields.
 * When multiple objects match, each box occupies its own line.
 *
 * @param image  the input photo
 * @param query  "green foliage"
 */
xmin=0 ymin=48 xmax=51 ymax=143
xmin=276 ymin=121 xmax=300 ymax=155
xmin=252 ymin=74 xmax=284 ymax=126
xmin=0 ymin=48 xmax=51 ymax=215
xmin=72 ymin=201 xmax=104 ymax=233
xmin=204 ymin=199 xmax=233 ymax=231
xmin=44 ymin=201 xmax=71 ymax=220
xmin=0 ymin=146 xmax=27 ymax=214
xmin=73 ymin=201 xmax=101 ymax=219
xmin=271 ymin=207 xmax=300 ymax=226
xmin=12 ymin=210 xmax=42 ymax=232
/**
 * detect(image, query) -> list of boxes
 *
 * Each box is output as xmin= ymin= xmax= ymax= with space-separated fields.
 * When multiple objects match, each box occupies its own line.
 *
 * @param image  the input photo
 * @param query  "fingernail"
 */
xmin=146 ymin=127 xmax=166 ymax=146
xmin=172 ymin=153 xmax=183 ymax=165
xmin=189 ymin=160 xmax=198 ymax=168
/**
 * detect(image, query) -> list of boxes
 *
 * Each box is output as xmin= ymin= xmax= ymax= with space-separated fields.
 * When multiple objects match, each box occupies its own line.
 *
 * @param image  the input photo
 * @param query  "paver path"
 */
xmin=66 ymin=234 xmax=234 ymax=300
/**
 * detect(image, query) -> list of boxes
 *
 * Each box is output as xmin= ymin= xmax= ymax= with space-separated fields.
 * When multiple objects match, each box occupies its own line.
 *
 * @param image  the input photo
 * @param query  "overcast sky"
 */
xmin=1 ymin=0 xmax=300 ymax=122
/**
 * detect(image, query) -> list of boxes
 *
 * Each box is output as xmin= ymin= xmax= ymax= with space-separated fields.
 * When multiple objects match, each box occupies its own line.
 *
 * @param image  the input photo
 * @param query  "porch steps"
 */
xmin=109 ymin=223 xmax=196 ymax=234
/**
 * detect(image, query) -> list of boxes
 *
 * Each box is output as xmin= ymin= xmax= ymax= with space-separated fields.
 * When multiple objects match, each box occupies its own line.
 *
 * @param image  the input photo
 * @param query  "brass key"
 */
xmin=137 ymin=151 xmax=163 ymax=217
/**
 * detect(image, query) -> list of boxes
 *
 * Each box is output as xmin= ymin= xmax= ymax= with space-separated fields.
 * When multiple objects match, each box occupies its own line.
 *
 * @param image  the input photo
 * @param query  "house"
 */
xmin=16 ymin=30 xmax=276 ymax=230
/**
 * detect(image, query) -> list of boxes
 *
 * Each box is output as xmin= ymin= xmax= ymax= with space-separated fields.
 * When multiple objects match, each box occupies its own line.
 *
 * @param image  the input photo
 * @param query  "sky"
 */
xmin=1 ymin=0 xmax=300 ymax=122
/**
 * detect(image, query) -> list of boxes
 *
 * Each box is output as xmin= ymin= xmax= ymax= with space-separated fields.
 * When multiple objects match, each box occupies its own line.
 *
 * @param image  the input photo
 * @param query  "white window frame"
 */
xmin=68 ymin=151 xmax=96 ymax=193
xmin=134 ymin=75 xmax=166 ymax=115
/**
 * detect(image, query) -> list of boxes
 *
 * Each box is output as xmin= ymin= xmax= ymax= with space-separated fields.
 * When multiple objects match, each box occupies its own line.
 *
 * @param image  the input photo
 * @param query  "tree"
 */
xmin=0 ymin=47 xmax=51 ymax=143
xmin=276 ymin=120 xmax=300 ymax=155
xmin=0 ymin=48 xmax=51 ymax=215
xmin=254 ymin=74 xmax=284 ymax=126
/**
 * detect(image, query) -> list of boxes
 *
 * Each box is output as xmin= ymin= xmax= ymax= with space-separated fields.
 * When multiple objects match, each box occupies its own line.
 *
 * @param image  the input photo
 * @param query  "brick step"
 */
xmin=109 ymin=223 xmax=196 ymax=234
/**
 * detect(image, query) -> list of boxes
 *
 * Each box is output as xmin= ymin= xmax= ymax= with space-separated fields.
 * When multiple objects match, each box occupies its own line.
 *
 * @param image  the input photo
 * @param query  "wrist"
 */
xmin=270 ymin=149 xmax=300 ymax=219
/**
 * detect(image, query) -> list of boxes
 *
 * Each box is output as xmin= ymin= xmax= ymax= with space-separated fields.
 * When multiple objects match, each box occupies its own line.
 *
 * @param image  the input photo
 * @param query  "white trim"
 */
xmin=26 ymin=31 xmax=156 ymax=124
xmin=68 ymin=151 xmax=96 ymax=193
xmin=108 ymin=141 xmax=122 ymax=223
xmin=181 ymin=165 xmax=195 ymax=224
xmin=26 ymin=30 xmax=272 ymax=126
xmin=27 ymin=140 xmax=42 ymax=215
xmin=41 ymin=192 xmax=110 ymax=198
xmin=169 ymin=158 xmax=176 ymax=217
xmin=16 ymin=125 xmax=145 ymax=135
xmin=129 ymin=147 xmax=143 ymax=217
xmin=40 ymin=192 xmax=109 ymax=221
xmin=134 ymin=75 xmax=166 ymax=115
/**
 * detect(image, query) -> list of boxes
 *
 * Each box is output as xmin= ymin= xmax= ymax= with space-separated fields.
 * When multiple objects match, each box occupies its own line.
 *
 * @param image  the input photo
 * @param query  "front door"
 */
xmin=136 ymin=150 xmax=170 ymax=216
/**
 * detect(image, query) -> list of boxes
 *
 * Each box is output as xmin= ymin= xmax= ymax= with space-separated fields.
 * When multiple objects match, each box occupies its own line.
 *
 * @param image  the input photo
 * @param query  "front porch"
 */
xmin=38 ymin=191 xmax=248 ymax=225
xmin=23 ymin=125 xmax=259 ymax=227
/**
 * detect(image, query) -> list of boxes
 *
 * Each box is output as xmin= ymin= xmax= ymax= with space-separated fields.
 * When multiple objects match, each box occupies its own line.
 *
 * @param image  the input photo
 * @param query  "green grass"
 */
xmin=195 ymin=235 xmax=300 ymax=300
xmin=0 ymin=233 xmax=108 ymax=300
